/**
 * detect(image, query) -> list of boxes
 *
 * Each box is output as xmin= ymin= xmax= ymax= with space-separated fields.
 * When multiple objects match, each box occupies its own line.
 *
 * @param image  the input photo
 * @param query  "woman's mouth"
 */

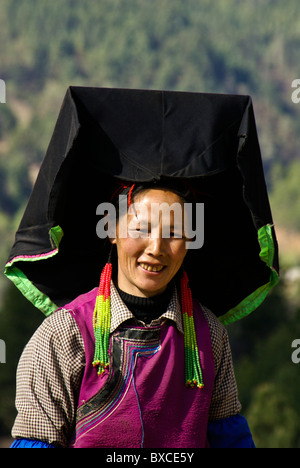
xmin=138 ymin=262 xmax=165 ymax=273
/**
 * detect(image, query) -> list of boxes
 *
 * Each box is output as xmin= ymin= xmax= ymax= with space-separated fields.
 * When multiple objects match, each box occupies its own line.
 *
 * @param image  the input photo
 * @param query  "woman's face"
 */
xmin=110 ymin=188 xmax=189 ymax=297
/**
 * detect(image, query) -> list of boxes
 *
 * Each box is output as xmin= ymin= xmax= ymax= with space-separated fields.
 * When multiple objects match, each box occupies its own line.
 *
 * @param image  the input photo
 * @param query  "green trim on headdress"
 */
xmin=219 ymin=224 xmax=279 ymax=326
xmin=4 ymin=225 xmax=64 ymax=316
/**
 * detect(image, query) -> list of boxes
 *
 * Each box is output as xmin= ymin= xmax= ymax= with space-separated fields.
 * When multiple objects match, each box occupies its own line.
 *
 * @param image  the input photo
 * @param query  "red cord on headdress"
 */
xmin=110 ymin=182 xmax=135 ymax=206
xmin=128 ymin=184 xmax=135 ymax=206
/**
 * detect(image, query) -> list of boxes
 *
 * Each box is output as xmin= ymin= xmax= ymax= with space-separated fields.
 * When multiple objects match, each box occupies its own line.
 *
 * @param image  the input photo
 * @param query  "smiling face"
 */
xmin=110 ymin=188 xmax=189 ymax=297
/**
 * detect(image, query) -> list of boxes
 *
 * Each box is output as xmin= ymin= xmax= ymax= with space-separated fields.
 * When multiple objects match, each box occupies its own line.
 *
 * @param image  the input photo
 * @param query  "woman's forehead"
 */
xmin=127 ymin=191 xmax=189 ymax=233
xmin=133 ymin=187 xmax=184 ymax=204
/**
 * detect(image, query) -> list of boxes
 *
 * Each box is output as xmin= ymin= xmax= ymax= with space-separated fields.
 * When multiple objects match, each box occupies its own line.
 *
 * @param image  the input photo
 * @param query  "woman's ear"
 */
xmin=96 ymin=211 xmax=117 ymax=244
xmin=106 ymin=212 xmax=117 ymax=244
xmin=109 ymin=236 xmax=117 ymax=245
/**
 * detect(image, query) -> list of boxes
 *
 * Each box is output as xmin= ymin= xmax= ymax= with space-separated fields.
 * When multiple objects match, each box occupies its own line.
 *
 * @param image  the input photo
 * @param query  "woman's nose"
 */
xmin=145 ymin=235 xmax=165 ymax=256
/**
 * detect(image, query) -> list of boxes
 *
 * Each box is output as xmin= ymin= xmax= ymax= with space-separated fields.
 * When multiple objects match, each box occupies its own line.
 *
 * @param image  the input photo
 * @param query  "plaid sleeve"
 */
xmin=11 ymin=309 xmax=85 ymax=448
xmin=203 ymin=307 xmax=242 ymax=421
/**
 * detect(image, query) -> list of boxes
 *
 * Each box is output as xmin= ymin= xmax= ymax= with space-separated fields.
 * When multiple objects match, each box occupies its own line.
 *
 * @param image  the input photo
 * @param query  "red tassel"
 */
xmin=180 ymin=270 xmax=193 ymax=317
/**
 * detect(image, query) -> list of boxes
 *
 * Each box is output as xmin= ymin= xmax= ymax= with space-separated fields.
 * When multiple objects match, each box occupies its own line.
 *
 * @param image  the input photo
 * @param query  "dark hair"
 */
xmin=112 ymin=179 xmax=195 ymax=219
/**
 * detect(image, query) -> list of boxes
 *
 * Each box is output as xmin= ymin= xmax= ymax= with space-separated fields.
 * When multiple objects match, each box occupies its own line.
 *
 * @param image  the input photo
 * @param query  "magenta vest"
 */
xmin=65 ymin=288 xmax=215 ymax=448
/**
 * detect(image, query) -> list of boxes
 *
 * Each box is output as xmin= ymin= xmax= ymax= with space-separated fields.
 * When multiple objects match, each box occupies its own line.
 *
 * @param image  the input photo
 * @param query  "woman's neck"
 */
xmin=115 ymin=282 xmax=174 ymax=324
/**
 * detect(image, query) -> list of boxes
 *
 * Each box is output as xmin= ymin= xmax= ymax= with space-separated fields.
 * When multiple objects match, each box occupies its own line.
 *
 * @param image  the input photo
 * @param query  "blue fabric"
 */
xmin=207 ymin=414 xmax=256 ymax=448
xmin=10 ymin=438 xmax=56 ymax=449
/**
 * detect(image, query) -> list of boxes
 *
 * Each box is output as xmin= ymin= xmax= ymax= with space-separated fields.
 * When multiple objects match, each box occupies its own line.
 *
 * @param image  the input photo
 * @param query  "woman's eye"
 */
xmin=170 ymin=231 xmax=183 ymax=238
xmin=128 ymin=227 xmax=150 ymax=237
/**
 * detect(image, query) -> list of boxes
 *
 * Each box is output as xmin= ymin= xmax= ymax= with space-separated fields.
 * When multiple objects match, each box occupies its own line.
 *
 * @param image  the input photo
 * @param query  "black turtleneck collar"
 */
xmin=116 ymin=282 xmax=174 ymax=324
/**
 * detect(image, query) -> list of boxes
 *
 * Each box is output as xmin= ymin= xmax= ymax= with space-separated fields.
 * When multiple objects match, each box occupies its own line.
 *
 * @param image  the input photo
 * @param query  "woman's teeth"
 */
xmin=139 ymin=263 xmax=164 ymax=272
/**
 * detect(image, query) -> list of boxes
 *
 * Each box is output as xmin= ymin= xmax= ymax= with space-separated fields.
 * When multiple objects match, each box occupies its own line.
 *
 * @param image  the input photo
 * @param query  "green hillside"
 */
xmin=1 ymin=0 xmax=300 ymax=237
xmin=0 ymin=0 xmax=300 ymax=447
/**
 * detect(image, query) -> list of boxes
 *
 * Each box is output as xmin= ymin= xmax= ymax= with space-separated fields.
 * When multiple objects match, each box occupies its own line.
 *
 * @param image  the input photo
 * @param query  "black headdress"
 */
xmin=5 ymin=87 xmax=279 ymax=325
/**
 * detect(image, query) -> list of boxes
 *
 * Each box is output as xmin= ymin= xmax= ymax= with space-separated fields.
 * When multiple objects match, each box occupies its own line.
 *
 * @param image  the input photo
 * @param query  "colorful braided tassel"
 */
xmin=181 ymin=271 xmax=204 ymax=389
xmin=92 ymin=263 xmax=203 ymax=389
xmin=92 ymin=262 xmax=112 ymax=375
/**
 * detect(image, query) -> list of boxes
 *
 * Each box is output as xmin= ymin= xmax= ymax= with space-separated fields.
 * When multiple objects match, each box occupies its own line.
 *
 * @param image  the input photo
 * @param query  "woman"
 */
xmin=10 ymin=180 xmax=255 ymax=448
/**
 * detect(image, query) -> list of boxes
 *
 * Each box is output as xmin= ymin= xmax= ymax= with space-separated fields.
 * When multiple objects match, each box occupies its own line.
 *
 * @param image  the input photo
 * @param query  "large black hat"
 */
xmin=5 ymin=87 xmax=279 ymax=324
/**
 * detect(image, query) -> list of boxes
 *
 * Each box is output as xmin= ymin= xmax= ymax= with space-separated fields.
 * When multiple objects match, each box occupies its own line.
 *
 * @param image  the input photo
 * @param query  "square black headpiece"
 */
xmin=5 ymin=87 xmax=279 ymax=323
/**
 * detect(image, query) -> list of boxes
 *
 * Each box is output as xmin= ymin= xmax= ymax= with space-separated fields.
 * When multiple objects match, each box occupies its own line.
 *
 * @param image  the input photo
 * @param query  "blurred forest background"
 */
xmin=0 ymin=0 xmax=300 ymax=448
